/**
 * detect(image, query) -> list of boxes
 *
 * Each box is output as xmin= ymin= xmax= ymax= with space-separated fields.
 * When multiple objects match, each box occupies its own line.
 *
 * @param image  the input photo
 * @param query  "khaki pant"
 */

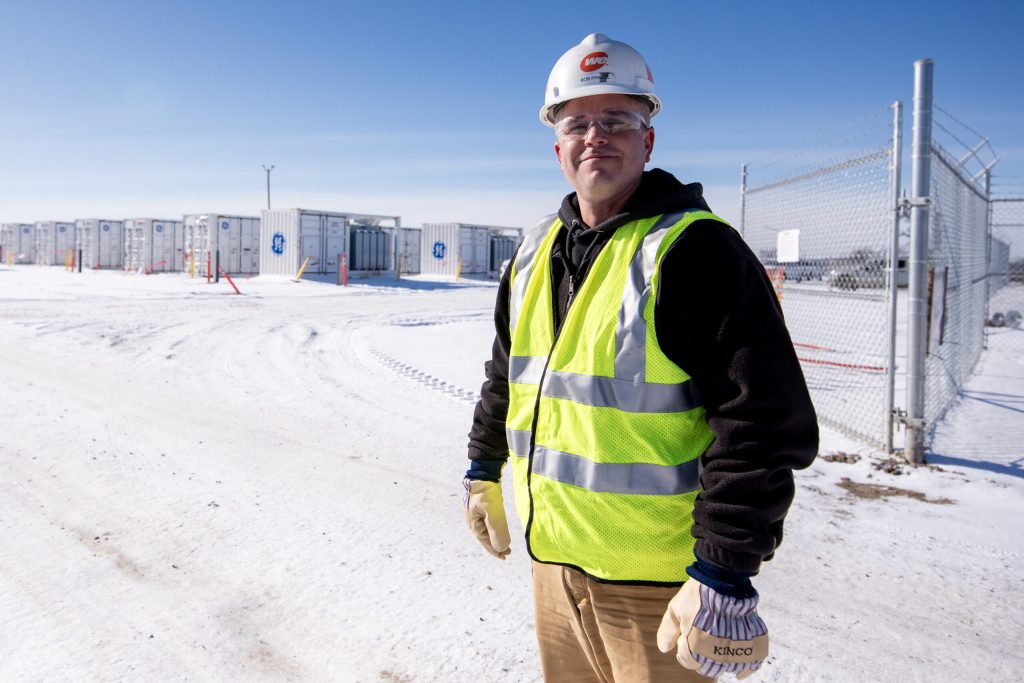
xmin=532 ymin=561 xmax=711 ymax=683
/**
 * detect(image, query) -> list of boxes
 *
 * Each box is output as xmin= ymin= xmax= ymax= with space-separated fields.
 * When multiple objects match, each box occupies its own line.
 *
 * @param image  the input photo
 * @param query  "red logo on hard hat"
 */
xmin=580 ymin=52 xmax=609 ymax=72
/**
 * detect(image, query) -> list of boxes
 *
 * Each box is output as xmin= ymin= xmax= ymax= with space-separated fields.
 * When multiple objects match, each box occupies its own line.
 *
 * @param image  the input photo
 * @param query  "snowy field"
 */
xmin=1 ymin=265 xmax=1022 ymax=682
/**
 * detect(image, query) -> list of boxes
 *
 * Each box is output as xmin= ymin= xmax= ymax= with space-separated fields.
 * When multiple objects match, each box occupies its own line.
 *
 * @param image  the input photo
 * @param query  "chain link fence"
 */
xmin=989 ymin=195 xmax=1024 ymax=353
xmin=741 ymin=107 xmax=899 ymax=450
xmin=923 ymin=135 xmax=991 ymax=427
xmin=741 ymin=95 xmax=1010 ymax=455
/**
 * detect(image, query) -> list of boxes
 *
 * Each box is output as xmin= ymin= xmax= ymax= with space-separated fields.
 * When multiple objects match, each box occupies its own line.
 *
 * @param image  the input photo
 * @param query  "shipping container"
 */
xmin=259 ymin=208 xmax=400 ymax=277
xmin=183 ymin=214 xmax=260 ymax=276
xmin=34 ymin=222 xmax=76 ymax=266
xmin=397 ymin=227 xmax=422 ymax=275
xmin=75 ymin=219 xmax=125 ymax=269
xmin=124 ymin=218 xmax=184 ymax=272
xmin=420 ymin=223 xmax=522 ymax=277
xmin=1 ymin=223 xmax=37 ymax=264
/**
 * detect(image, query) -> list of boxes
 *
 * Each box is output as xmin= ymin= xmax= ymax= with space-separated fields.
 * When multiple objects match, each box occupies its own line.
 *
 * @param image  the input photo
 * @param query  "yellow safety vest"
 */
xmin=506 ymin=210 xmax=723 ymax=583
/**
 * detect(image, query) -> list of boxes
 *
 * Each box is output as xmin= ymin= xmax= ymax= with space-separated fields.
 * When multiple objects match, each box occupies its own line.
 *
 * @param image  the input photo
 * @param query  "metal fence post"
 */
xmin=906 ymin=59 xmax=934 ymax=464
xmin=983 ymin=169 xmax=993 ymax=350
xmin=884 ymin=100 xmax=903 ymax=454
xmin=739 ymin=163 xmax=747 ymax=239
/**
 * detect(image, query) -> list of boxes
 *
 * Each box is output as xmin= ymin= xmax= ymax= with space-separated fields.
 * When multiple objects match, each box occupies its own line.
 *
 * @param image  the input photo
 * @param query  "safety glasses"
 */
xmin=555 ymin=110 xmax=650 ymax=140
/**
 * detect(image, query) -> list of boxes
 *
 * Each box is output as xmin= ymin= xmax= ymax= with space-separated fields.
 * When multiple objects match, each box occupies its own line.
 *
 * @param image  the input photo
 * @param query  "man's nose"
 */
xmin=584 ymin=122 xmax=607 ymax=144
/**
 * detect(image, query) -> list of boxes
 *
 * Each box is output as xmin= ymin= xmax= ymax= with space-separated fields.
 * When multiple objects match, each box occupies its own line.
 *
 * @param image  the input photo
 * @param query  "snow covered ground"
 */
xmin=1 ymin=265 xmax=1021 ymax=682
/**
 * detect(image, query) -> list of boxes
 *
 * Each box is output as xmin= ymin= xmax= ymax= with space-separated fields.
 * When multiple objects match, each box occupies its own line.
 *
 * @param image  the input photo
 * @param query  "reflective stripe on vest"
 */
xmin=615 ymin=211 xmax=692 ymax=380
xmin=508 ymin=355 xmax=547 ymax=386
xmin=509 ymin=214 xmax=558 ymax=333
xmin=506 ymin=427 xmax=701 ymax=494
xmin=512 ymin=363 xmax=701 ymax=413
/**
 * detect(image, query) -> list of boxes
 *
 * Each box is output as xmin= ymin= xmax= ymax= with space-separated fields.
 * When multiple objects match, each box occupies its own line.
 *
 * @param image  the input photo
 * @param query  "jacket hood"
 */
xmin=558 ymin=168 xmax=712 ymax=233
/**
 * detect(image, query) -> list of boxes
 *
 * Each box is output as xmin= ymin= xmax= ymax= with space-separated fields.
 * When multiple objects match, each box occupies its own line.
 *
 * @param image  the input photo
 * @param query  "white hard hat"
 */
xmin=539 ymin=33 xmax=661 ymax=128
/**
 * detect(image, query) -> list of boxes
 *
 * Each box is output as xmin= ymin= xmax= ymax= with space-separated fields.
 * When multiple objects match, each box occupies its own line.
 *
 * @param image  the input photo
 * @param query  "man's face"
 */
xmin=554 ymin=94 xmax=655 ymax=208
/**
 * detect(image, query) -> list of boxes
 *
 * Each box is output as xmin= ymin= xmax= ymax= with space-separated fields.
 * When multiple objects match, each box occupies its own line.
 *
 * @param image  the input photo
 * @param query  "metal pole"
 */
xmin=905 ymin=59 xmax=934 ymax=465
xmin=262 ymin=165 xmax=275 ymax=209
xmin=982 ymin=169 xmax=992 ymax=350
xmin=739 ymin=163 xmax=748 ymax=239
xmin=884 ymin=100 xmax=903 ymax=454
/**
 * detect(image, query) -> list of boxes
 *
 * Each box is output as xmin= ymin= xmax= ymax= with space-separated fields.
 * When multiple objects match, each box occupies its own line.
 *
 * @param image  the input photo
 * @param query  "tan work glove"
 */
xmin=462 ymin=478 xmax=511 ymax=559
xmin=656 ymin=578 xmax=769 ymax=679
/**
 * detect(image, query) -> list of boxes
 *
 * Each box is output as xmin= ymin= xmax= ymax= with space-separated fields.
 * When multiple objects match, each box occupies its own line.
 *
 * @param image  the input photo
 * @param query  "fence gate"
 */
xmin=741 ymin=105 xmax=902 ymax=450
xmin=923 ymin=138 xmax=992 ymax=428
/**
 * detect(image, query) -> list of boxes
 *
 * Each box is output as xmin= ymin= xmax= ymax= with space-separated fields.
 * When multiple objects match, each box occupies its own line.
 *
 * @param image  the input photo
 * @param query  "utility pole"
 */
xmin=262 ymin=165 xmax=275 ymax=209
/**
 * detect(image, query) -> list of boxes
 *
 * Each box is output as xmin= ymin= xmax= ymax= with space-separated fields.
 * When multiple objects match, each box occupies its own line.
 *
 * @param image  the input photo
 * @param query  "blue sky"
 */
xmin=1 ymin=0 xmax=1021 ymax=228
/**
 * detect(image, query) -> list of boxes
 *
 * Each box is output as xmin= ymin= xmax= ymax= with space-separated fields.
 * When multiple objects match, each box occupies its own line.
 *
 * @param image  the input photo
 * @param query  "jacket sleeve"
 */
xmin=655 ymin=219 xmax=818 ymax=574
xmin=466 ymin=262 xmax=514 ymax=477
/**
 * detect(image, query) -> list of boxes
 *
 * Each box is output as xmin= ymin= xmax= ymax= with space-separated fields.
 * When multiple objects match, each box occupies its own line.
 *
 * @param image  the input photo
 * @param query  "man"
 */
xmin=463 ymin=33 xmax=817 ymax=682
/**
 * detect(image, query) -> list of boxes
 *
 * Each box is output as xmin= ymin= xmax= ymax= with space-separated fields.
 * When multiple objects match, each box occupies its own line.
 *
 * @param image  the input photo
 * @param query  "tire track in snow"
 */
xmin=385 ymin=310 xmax=491 ymax=328
xmin=367 ymin=347 xmax=478 ymax=405
xmin=355 ymin=310 xmax=489 ymax=406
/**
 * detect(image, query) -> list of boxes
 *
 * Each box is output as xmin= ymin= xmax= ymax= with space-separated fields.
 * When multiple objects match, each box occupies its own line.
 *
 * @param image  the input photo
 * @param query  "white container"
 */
xmin=183 ymin=214 xmax=260 ymax=276
xmin=1 ymin=223 xmax=37 ymax=264
xmin=397 ymin=227 xmax=422 ymax=275
xmin=0 ymin=224 xmax=10 ymax=262
xmin=420 ymin=223 xmax=522 ymax=276
xmin=75 ymin=219 xmax=124 ymax=269
xmin=259 ymin=208 xmax=401 ymax=277
xmin=34 ymin=222 xmax=76 ymax=266
xmin=124 ymin=218 xmax=184 ymax=272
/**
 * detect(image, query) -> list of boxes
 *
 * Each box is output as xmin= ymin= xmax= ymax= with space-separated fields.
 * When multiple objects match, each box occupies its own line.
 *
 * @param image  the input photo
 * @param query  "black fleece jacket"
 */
xmin=466 ymin=168 xmax=818 ymax=574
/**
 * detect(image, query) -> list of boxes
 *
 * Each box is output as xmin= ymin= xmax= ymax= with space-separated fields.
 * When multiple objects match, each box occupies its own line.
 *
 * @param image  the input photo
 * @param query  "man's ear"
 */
xmin=644 ymin=127 xmax=655 ymax=163
xmin=555 ymin=141 xmax=562 ymax=163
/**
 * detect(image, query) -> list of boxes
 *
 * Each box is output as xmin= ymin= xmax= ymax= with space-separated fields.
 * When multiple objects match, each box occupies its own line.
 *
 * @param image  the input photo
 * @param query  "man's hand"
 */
xmin=462 ymin=478 xmax=511 ymax=559
xmin=656 ymin=578 xmax=769 ymax=679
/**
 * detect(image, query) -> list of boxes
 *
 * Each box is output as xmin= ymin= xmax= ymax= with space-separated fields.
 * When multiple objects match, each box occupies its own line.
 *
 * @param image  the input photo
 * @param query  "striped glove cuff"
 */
xmin=657 ymin=578 xmax=769 ymax=679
